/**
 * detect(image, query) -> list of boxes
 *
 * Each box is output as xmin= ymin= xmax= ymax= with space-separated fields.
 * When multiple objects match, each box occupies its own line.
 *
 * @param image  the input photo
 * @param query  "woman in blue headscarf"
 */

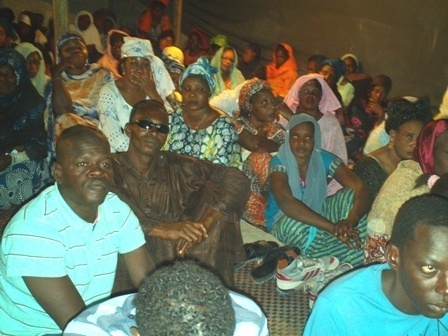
xmin=210 ymin=47 xmax=245 ymax=97
xmin=266 ymin=114 xmax=370 ymax=265
xmin=163 ymin=56 xmax=242 ymax=168
xmin=0 ymin=48 xmax=52 ymax=209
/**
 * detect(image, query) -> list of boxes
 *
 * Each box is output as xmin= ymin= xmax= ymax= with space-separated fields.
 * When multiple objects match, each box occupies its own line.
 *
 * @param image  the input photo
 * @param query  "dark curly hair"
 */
xmin=390 ymin=194 xmax=448 ymax=249
xmin=135 ymin=260 xmax=236 ymax=336
xmin=385 ymin=96 xmax=432 ymax=134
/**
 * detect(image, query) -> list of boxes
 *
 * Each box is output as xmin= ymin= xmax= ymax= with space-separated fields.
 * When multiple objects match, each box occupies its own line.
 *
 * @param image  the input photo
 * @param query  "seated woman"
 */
xmin=15 ymin=42 xmax=50 ymax=98
xmin=163 ymin=56 xmax=242 ymax=168
xmin=98 ymin=37 xmax=175 ymax=153
xmin=183 ymin=29 xmax=209 ymax=67
xmin=319 ymin=58 xmax=350 ymax=124
xmin=46 ymin=31 xmax=113 ymax=157
xmin=345 ymin=75 xmax=392 ymax=159
xmin=0 ymin=49 xmax=52 ymax=209
xmin=266 ymin=114 xmax=371 ymax=266
xmin=238 ymin=42 xmax=262 ymax=80
xmin=97 ymin=29 xmax=129 ymax=78
xmin=161 ymin=45 xmax=185 ymax=98
xmin=69 ymin=10 xmax=103 ymax=62
xmin=306 ymin=54 xmax=327 ymax=74
xmin=282 ymin=74 xmax=348 ymax=196
xmin=364 ymin=118 xmax=448 ymax=264
xmin=210 ymin=47 xmax=245 ymax=97
xmin=234 ymin=79 xmax=285 ymax=229
xmin=363 ymin=96 xmax=430 ymax=154
xmin=353 ymin=98 xmax=431 ymax=200
xmin=266 ymin=43 xmax=298 ymax=99
xmin=154 ymin=29 xmax=175 ymax=58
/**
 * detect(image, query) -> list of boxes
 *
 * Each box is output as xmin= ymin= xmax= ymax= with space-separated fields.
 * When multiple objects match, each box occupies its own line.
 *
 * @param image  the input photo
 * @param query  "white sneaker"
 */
xmin=276 ymin=255 xmax=339 ymax=290
xmin=308 ymin=263 xmax=353 ymax=308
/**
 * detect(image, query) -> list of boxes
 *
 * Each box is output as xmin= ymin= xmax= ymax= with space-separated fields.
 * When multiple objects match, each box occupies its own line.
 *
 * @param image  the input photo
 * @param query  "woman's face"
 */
xmin=77 ymin=14 xmax=90 ymax=31
xmin=391 ymin=119 xmax=424 ymax=160
xmin=434 ymin=130 xmax=448 ymax=176
xmin=307 ymin=60 xmax=319 ymax=74
xmin=122 ymin=57 xmax=151 ymax=85
xmin=0 ymin=26 xmax=10 ymax=48
xmin=320 ymin=65 xmax=337 ymax=87
xmin=221 ymin=49 xmax=235 ymax=73
xmin=189 ymin=33 xmax=200 ymax=49
xmin=159 ymin=36 xmax=173 ymax=51
xmin=344 ymin=57 xmax=357 ymax=75
xmin=275 ymin=48 xmax=289 ymax=68
xmin=60 ymin=38 xmax=88 ymax=68
xmin=111 ymin=39 xmax=124 ymax=61
xmin=249 ymin=89 xmax=276 ymax=122
xmin=298 ymin=79 xmax=322 ymax=112
xmin=169 ymin=71 xmax=181 ymax=91
xmin=26 ymin=52 xmax=41 ymax=79
xmin=181 ymin=75 xmax=210 ymax=112
xmin=289 ymin=122 xmax=315 ymax=161
xmin=369 ymin=85 xmax=387 ymax=104
xmin=0 ymin=64 xmax=17 ymax=95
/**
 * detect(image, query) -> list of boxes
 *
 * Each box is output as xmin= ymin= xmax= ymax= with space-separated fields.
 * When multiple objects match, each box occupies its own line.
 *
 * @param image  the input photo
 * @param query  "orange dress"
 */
xmin=266 ymin=43 xmax=298 ymax=98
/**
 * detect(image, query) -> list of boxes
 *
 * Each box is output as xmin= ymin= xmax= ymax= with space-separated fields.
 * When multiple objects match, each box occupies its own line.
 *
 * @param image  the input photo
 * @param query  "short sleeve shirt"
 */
xmin=0 ymin=184 xmax=145 ymax=335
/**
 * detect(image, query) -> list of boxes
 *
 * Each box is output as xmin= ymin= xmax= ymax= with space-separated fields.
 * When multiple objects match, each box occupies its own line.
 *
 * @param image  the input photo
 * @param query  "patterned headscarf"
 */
xmin=56 ymin=30 xmax=87 ymax=62
xmin=119 ymin=37 xmax=175 ymax=107
xmin=415 ymin=119 xmax=448 ymax=175
xmin=161 ymin=46 xmax=185 ymax=75
xmin=276 ymin=114 xmax=327 ymax=250
xmin=283 ymin=73 xmax=341 ymax=115
xmin=238 ymin=78 xmax=271 ymax=117
xmin=0 ymin=48 xmax=32 ymax=110
xmin=121 ymin=36 xmax=155 ymax=58
xmin=180 ymin=56 xmax=217 ymax=92
xmin=385 ymin=97 xmax=432 ymax=134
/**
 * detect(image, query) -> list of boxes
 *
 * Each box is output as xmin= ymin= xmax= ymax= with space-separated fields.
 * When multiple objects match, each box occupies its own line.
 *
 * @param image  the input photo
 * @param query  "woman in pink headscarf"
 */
xmin=280 ymin=74 xmax=348 ymax=196
xmin=365 ymin=118 xmax=448 ymax=264
xmin=266 ymin=43 xmax=298 ymax=98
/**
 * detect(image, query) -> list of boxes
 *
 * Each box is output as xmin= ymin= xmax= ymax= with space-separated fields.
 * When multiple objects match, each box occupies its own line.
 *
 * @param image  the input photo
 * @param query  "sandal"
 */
xmin=234 ymin=240 xmax=279 ymax=271
xmin=251 ymin=245 xmax=301 ymax=284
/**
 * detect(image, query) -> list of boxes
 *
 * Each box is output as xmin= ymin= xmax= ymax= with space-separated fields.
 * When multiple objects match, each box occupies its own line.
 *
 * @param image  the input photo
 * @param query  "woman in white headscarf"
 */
xmin=98 ymin=37 xmax=176 ymax=152
xmin=15 ymin=42 xmax=50 ymax=97
xmin=69 ymin=10 xmax=103 ymax=62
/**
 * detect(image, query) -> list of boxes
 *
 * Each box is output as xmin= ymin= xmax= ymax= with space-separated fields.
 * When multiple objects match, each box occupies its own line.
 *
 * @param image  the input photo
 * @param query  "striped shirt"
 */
xmin=0 ymin=184 xmax=145 ymax=335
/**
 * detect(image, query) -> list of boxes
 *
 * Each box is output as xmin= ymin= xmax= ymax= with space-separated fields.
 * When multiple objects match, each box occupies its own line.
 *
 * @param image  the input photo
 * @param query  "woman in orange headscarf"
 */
xmin=266 ymin=43 xmax=298 ymax=98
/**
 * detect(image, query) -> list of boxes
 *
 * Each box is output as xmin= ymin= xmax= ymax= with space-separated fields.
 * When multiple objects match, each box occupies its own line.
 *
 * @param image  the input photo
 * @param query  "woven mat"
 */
xmin=234 ymin=260 xmax=310 ymax=336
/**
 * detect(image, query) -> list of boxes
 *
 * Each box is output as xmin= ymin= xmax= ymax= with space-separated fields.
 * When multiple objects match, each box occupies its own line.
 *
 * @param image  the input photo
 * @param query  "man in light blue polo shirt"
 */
xmin=0 ymin=126 xmax=153 ymax=335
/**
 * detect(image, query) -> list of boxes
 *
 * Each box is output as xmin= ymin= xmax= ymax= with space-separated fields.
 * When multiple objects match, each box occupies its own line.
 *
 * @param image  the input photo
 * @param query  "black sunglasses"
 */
xmin=131 ymin=120 xmax=170 ymax=134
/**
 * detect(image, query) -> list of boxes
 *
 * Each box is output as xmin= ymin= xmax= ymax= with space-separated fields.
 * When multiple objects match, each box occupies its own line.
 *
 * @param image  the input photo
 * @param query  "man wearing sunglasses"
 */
xmin=111 ymin=100 xmax=250 ymax=288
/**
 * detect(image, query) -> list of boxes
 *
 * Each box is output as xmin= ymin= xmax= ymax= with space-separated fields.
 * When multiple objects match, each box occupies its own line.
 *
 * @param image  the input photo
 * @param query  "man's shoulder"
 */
xmin=319 ymin=263 xmax=387 ymax=303
xmin=12 ymin=185 xmax=60 ymax=221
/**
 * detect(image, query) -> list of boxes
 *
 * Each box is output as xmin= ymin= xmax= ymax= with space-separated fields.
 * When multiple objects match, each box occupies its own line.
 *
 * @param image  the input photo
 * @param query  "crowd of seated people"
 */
xmin=1 ymin=2 xmax=448 ymax=335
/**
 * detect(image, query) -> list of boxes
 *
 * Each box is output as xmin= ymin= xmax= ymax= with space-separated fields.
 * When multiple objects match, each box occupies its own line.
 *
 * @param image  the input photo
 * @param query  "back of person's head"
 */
xmin=247 ymin=42 xmax=261 ymax=60
xmin=390 ymin=194 xmax=448 ymax=249
xmin=385 ymin=96 xmax=432 ymax=134
xmin=0 ymin=7 xmax=15 ymax=22
xmin=135 ymin=260 xmax=235 ymax=336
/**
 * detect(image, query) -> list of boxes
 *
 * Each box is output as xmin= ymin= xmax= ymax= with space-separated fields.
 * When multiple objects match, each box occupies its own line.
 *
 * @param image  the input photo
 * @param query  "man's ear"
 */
xmin=53 ymin=162 xmax=63 ymax=183
xmin=389 ymin=129 xmax=397 ymax=145
xmin=125 ymin=123 xmax=132 ymax=137
xmin=130 ymin=326 xmax=140 ymax=336
xmin=385 ymin=243 xmax=400 ymax=271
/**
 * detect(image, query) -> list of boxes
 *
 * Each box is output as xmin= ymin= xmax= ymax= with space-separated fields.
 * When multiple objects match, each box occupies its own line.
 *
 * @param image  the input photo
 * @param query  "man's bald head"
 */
xmin=56 ymin=125 xmax=110 ymax=163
